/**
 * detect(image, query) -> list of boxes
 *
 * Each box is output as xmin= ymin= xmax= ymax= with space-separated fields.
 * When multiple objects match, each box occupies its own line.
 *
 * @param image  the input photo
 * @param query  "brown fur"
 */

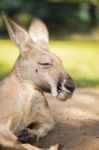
xmin=0 ymin=12 xmax=75 ymax=150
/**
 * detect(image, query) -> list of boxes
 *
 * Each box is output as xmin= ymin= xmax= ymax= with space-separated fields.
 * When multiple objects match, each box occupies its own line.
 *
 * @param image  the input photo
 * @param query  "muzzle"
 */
xmin=57 ymin=79 xmax=75 ymax=101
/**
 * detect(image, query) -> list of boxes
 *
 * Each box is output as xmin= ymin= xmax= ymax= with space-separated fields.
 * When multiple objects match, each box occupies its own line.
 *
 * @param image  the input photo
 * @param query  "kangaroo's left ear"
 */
xmin=28 ymin=18 xmax=49 ymax=49
xmin=2 ymin=12 xmax=30 ymax=54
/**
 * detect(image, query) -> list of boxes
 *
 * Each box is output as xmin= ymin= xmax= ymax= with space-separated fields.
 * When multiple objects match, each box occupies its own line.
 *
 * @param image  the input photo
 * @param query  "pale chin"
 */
xmin=51 ymin=87 xmax=72 ymax=101
xmin=50 ymin=83 xmax=72 ymax=101
xmin=57 ymin=86 xmax=72 ymax=101
xmin=56 ymin=90 xmax=72 ymax=101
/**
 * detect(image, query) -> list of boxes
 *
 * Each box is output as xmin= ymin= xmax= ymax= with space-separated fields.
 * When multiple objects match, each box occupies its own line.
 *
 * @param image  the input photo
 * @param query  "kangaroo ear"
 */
xmin=29 ymin=18 xmax=49 ymax=49
xmin=2 ymin=12 xmax=30 ymax=53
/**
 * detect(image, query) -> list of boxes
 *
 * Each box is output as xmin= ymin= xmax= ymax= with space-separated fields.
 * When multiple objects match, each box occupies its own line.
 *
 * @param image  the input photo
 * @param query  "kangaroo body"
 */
xmin=0 ymin=73 xmax=51 ymax=131
xmin=0 ymin=12 xmax=75 ymax=150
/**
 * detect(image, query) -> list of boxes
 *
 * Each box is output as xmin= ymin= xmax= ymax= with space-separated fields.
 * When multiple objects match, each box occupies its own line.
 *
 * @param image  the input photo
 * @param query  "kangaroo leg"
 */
xmin=27 ymin=110 xmax=54 ymax=141
xmin=17 ymin=116 xmax=54 ymax=144
xmin=22 ymin=144 xmax=61 ymax=150
xmin=0 ymin=129 xmax=29 ymax=150
xmin=0 ymin=128 xmax=60 ymax=150
xmin=29 ymin=94 xmax=55 ymax=140
xmin=28 ymin=121 xmax=54 ymax=140
xmin=0 ymin=129 xmax=18 ymax=148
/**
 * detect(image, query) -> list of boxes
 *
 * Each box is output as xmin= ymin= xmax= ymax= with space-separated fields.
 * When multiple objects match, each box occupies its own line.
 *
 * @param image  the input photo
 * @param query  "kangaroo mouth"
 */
xmin=44 ymin=81 xmax=74 ymax=101
xmin=56 ymin=84 xmax=72 ymax=101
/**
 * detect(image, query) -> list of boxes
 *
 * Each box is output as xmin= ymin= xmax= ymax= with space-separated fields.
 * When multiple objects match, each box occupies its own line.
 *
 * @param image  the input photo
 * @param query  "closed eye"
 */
xmin=38 ymin=62 xmax=52 ymax=66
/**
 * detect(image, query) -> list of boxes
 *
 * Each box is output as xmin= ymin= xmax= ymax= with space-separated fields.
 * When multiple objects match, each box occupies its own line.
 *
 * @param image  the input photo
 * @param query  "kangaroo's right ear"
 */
xmin=2 ymin=12 xmax=30 ymax=54
xmin=29 ymin=18 xmax=49 ymax=49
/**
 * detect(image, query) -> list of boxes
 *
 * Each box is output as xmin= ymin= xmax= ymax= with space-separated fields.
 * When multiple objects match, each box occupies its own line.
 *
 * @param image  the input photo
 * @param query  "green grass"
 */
xmin=0 ymin=40 xmax=19 ymax=79
xmin=0 ymin=39 xmax=99 ymax=87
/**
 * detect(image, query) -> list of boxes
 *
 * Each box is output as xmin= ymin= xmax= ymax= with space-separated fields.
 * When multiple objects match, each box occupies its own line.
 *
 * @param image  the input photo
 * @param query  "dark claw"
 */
xmin=17 ymin=129 xmax=37 ymax=144
xmin=58 ymin=144 xmax=64 ymax=150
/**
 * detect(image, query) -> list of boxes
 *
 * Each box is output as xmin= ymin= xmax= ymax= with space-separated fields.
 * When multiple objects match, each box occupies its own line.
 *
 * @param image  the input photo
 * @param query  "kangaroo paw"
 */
xmin=17 ymin=129 xmax=37 ymax=144
xmin=58 ymin=144 xmax=64 ymax=150
xmin=48 ymin=144 xmax=64 ymax=150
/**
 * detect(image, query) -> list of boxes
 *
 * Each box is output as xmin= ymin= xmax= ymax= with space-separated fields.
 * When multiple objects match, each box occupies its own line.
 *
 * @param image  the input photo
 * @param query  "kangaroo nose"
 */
xmin=64 ymin=80 xmax=75 ymax=93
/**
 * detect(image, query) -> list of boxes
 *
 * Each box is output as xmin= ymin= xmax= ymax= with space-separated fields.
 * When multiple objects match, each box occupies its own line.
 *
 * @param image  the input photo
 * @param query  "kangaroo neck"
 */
xmin=11 ymin=66 xmax=43 ymax=96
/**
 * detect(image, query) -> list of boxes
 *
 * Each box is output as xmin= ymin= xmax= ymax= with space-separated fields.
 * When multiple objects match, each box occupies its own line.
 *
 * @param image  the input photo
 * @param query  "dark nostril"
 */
xmin=64 ymin=80 xmax=75 ymax=93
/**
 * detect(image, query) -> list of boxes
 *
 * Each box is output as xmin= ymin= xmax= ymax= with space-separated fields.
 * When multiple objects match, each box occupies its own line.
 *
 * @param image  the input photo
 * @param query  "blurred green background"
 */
xmin=0 ymin=0 xmax=99 ymax=87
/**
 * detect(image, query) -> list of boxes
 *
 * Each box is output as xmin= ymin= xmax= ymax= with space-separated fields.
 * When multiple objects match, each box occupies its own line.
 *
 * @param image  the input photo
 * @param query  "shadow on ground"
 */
xmin=35 ymin=121 xmax=99 ymax=150
xmin=34 ymin=88 xmax=99 ymax=150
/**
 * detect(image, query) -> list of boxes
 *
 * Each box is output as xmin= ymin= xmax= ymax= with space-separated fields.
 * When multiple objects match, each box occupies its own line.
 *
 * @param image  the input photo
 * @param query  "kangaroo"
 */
xmin=0 ymin=12 xmax=75 ymax=150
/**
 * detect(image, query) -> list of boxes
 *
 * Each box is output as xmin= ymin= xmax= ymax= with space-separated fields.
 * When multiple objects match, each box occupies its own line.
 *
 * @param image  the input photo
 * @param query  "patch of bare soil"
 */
xmin=35 ymin=88 xmax=99 ymax=150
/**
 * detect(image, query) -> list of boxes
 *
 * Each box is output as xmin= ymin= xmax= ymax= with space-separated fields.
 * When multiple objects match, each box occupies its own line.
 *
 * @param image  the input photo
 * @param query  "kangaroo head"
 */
xmin=3 ymin=13 xmax=75 ymax=101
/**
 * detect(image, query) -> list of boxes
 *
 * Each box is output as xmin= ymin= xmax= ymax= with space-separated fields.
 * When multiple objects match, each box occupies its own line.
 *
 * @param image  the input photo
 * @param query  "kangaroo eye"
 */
xmin=38 ymin=62 xmax=51 ymax=66
xmin=38 ymin=62 xmax=52 ymax=69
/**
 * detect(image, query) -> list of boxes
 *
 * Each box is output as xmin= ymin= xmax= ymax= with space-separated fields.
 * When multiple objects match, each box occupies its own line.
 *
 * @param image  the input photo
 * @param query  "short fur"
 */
xmin=0 ymin=12 xmax=75 ymax=150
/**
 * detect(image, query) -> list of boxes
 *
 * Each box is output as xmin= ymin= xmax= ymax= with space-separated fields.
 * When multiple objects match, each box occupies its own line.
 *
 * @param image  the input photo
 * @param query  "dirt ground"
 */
xmin=34 ymin=88 xmax=99 ymax=150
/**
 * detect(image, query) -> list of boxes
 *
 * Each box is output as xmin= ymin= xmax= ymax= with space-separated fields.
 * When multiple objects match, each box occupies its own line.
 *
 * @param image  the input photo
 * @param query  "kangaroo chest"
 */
xmin=14 ymin=86 xmax=47 ymax=133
